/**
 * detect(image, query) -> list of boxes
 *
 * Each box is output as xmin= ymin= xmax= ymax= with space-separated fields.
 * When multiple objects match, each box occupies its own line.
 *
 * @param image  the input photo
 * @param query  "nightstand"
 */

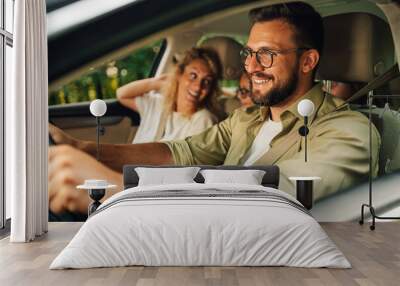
xmin=77 ymin=180 xmax=116 ymax=216
xmin=289 ymin=176 xmax=321 ymax=210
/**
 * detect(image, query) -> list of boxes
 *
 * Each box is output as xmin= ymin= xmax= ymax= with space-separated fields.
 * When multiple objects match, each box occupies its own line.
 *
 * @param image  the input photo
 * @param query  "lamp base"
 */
xmin=88 ymin=189 xmax=105 ymax=216
xmin=359 ymin=203 xmax=400 ymax=231
xmin=289 ymin=177 xmax=321 ymax=210
xmin=296 ymin=180 xmax=313 ymax=210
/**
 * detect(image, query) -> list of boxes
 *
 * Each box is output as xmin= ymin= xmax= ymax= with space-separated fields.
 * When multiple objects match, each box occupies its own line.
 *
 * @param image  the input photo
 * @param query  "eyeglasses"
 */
xmin=236 ymin=87 xmax=250 ymax=99
xmin=240 ymin=47 xmax=309 ymax=70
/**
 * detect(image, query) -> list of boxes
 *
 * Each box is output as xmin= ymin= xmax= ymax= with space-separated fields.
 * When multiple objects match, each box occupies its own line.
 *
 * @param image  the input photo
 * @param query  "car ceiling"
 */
xmin=47 ymin=0 xmax=393 ymax=87
xmin=46 ymin=0 xmax=81 ymax=12
xmin=47 ymin=0 xmax=257 ymax=83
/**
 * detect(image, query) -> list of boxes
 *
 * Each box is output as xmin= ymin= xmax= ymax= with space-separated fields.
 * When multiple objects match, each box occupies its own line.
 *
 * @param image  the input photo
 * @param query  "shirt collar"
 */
xmin=258 ymin=106 xmax=270 ymax=121
xmin=256 ymin=83 xmax=324 ymax=123
xmin=281 ymin=83 xmax=324 ymax=124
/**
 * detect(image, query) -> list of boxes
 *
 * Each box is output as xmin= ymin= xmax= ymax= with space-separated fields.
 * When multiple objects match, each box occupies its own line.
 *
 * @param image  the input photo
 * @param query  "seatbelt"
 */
xmin=339 ymin=64 xmax=399 ymax=107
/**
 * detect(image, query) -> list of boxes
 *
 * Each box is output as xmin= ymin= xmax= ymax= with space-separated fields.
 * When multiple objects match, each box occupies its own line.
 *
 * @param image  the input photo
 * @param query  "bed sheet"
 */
xmin=50 ymin=183 xmax=350 ymax=269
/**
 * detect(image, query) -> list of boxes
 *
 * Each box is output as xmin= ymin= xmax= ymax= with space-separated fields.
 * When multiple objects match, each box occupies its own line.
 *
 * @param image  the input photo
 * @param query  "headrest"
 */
xmin=389 ymin=76 xmax=400 ymax=94
xmin=200 ymin=36 xmax=243 ymax=80
xmin=317 ymin=13 xmax=395 ymax=83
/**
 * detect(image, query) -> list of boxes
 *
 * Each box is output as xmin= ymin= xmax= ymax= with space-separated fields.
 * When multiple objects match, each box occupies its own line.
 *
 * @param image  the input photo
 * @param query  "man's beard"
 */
xmin=249 ymin=62 xmax=299 ymax=107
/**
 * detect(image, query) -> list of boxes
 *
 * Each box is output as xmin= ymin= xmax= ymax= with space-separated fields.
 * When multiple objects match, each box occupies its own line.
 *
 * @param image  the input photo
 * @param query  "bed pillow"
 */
xmin=200 ymin=169 xmax=266 ymax=185
xmin=135 ymin=167 xmax=201 ymax=186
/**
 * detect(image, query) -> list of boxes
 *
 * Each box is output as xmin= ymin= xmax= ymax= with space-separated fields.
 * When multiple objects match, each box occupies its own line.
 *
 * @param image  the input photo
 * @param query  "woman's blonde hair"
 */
xmin=162 ymin=47 xmax=225 ymax=120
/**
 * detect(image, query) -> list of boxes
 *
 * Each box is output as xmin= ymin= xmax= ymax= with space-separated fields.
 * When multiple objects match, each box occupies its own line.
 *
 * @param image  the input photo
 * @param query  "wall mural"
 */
xmin=47 ymin=37 xmax=399 ymax=223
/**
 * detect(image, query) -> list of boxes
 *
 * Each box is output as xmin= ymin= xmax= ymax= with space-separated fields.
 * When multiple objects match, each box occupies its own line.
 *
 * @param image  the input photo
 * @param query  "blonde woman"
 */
xmin=117 ymin=47 xmax=224 ymax=143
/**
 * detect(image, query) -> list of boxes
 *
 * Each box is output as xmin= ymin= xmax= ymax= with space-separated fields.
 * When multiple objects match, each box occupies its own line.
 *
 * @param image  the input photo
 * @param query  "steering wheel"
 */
xmin=48 ymin=130 xmax=88 ymax=221
xmin=49 ymin=133 xmax=56 ymax=145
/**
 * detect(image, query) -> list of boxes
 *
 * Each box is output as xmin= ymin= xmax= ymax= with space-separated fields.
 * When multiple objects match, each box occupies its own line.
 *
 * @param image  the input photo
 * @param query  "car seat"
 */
xmin=312 ymin=12 xmax=399 ymax=221
xmin=200 ymin=36 xmax=243 ymax=114
xmin=317 ymin=12 xmax=396 ymax=176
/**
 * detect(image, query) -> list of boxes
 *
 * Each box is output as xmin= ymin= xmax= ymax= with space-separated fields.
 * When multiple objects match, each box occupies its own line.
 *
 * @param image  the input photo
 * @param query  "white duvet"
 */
xmin=50 ymin=183 xmax=350 ymax=269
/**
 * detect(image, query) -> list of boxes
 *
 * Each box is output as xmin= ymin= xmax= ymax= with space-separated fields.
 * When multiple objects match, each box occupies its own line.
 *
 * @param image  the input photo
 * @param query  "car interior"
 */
xmin=311 ymin=10 xmax=400 ymax=220
xmin=47 ymin=0 xmax=400 ymax=221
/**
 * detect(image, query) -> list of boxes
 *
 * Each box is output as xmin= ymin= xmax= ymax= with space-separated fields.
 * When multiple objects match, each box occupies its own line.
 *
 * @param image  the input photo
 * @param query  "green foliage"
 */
xmin=49 ymin=41 xmax=163 ymax=106
xmin=220 ymin=79 xmax=239 ymax=88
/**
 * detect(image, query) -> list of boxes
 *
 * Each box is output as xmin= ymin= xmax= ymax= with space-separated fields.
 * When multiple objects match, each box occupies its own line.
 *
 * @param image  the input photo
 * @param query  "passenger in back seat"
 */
xmin=322 ymin=80 xmax=364 ymax=101
xmin=236 ymin=73 xmax=254 ymax=108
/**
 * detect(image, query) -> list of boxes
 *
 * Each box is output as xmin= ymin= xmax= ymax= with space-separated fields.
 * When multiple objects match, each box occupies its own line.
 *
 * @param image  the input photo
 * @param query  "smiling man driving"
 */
xmin=50 ymin=1 xmax=379 ymax=214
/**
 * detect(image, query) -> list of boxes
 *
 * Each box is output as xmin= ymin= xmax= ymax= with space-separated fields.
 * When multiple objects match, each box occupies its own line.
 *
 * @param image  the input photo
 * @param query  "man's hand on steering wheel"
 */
xmin=49 ymin=123 xmax=80 ymax=147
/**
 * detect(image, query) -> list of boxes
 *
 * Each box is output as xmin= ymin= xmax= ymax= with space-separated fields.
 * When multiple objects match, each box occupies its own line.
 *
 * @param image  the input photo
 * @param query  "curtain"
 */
xmin=7 ymin=0 xmax=48 ymax=242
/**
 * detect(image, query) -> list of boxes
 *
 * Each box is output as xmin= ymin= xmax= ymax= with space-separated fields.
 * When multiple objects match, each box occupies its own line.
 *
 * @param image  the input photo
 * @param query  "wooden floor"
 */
xmin=0 ymin=222 xmax=399 ymax=286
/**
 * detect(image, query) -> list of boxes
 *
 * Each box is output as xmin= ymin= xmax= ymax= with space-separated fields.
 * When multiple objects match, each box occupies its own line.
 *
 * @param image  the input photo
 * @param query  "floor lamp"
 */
xmin=359 ymin=92 xmax=400 ymax=230
xmin=78 ymin=99 xmax=116 ymax=216
xmin=89 ymin=99 xmax=107 ymax=161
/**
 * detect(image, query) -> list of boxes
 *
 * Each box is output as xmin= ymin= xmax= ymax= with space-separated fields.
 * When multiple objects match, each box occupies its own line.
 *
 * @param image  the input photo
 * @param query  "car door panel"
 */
xmin=49 ymin=100 xmax=140 ymax=143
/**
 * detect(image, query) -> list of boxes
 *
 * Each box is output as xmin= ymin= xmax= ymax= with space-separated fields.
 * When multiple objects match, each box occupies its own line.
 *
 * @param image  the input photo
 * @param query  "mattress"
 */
xmin=50 ymin=183 xmax=351 ymax=269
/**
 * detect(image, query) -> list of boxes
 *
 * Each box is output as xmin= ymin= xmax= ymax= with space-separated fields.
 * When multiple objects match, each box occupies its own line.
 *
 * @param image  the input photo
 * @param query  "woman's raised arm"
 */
xmin=116 ymin=74 xmax=167 ymax=111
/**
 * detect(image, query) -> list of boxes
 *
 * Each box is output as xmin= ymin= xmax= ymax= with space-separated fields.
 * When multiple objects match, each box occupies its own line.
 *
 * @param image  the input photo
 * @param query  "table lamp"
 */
xmin=297 ymin=99 xmax=315 ymax=162
xmin=80 ymin=99 xmax=110 ymax=216
xmin=290 ymin=99 xmax=319 ymax=210
xmin=89 ymin=99 xmax=107 ymax=161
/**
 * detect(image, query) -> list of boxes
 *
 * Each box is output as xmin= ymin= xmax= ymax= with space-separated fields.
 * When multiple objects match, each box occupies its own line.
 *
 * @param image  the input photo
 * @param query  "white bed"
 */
xmin=50 ymin=183 xmax=350 ymax=269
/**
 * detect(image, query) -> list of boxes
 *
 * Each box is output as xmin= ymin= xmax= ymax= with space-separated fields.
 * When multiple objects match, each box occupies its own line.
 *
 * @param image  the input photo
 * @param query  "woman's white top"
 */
xmin=133 ymin=91 xmax=217 ymax=143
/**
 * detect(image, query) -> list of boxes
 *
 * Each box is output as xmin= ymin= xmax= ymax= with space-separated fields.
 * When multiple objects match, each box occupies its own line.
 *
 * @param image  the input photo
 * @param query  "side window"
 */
xmin=49 ymin=39 xmax=165 ymax=106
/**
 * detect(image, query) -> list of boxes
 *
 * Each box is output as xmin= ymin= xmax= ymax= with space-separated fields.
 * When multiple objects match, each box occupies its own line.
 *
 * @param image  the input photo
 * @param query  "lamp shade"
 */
xmin=297 ymin=99 xmax=315 ymax=117
xmin=90 ymin=99 xmax=107 ymax=117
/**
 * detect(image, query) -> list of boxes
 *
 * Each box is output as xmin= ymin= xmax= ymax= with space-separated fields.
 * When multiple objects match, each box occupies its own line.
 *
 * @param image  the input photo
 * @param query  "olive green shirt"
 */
xmin=164 ymin=84 xmax=380 ymax=200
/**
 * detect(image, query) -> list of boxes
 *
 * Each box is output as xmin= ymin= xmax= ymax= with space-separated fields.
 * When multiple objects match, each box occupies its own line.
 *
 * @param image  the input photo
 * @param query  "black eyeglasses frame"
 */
xmin=240 ymin=46 xmax=310 ymax=69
